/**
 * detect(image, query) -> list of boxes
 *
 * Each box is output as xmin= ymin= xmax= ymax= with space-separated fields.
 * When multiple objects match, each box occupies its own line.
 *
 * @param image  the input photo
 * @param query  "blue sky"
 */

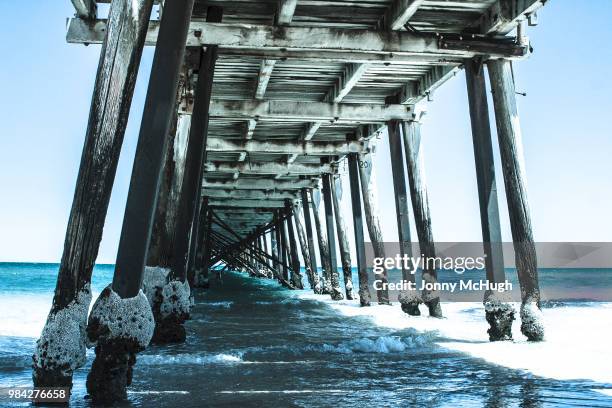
xmin=1 ymin=1 xmax=611 ymax=263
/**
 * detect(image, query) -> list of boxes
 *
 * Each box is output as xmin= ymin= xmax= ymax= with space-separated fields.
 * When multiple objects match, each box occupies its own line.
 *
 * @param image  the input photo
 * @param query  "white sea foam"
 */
xmin=0 ymin=291 xmax=101 ymax=338
xmin=138 ymin=353 xmax=243 ymax=365
xmin=299 ymin=292 xmax=612 ymax=384
xmin=203 ymin=301 xmax=234 ymax=309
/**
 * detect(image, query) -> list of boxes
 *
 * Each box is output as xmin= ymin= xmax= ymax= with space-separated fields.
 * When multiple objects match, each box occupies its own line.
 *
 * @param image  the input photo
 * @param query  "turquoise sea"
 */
xmin=1 ymin=263 xmax=612 ymax=407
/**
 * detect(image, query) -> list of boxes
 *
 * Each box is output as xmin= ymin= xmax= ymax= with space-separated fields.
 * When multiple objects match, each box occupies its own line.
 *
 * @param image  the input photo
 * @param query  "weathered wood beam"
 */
xmin=67 ymin=20 xmax=529 ymax=60
xmin=202 ymin=178 xmax=317 ymax=190
xmin=301 ymin=122 xmax=322 ymax=141
xmin=202 ymin=189 xmax=298 ymax=200
xmin=204 ymin=162 xmax=331 ymax=175
xmin=311 ymin=188 xmax=333 ymax=294
xmin=301 ymin=189 xmax=321 ymax=293
xmin=71 ymin=0 xmax=97 ymax=19
xmin=488 ymin=58 xmax=543 ymax=341
xmin=276 ymin=0 xmax=297 ymax=25
xmin=358 ymin=151 xmax=390 ymax=305
xmin=402 ymin=120 xmax=442 ymax=318
xmin=383 ymin=0 xmax=425 ymax=31
xmin=293 ymin=200 xmax=320 ymax=292
xmin=322 ymin=174 xmax=344 ymax=300
xmin=209 ymin=199 xmax=288 ymax=208
xmin=113 ymin=0 xmax=195 ymax=298
xmin=285 ymin=201 xmax=303 ymax=288
xmin=396 ymin=65 xmax=460 ymax=104
xmin=35 ymin=0 xmax=154 ymax=391
xmin=197 ymin=99 xmax=414 ymax=122
xmin=324 ymin=63 xmax=371 ymax=103
xmin=207 ymin=138 xmax=368 ymax=155
xmin=347 ymin=152 xmax=371 ymax=306
xmin=170 ymin=7 xmax=223 ymax=283
xmin=331 ymin=175 xmax=353 ymax=300
xmin=244 ymin=119 xmax=257 ymax=140
xmin=476 ymin=0 xmax=544 ymax=35
xmin=254 ymin=60 xmax=275 ymax=100
xmin=301 ymin=63 xmax=370 ymax=141
xmin=465 ymin=58 xmax=512 ymax=341
xmin=387 ymin=118 xmax=419 ymax=315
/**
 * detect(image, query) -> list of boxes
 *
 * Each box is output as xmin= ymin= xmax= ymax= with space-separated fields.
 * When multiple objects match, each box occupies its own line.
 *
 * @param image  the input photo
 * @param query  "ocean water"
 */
xmin=1 ymin=263 xmax=612 ymax=407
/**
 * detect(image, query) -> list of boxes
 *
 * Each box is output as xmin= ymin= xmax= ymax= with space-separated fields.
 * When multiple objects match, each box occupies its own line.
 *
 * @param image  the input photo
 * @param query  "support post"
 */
xmin=358 ymin=151 xmax=390 ymax=305
xmin=86 ymin=2 xmax=196 ymax=401
xmin=271 ymin=225 xmax=280 ymax=278
xmin=488 ymin=59 xmax=543 ymax=341
xmin=387 ymin=118 xmax=420 ymax=315
xmin=348 ymin=153 xmax=371 ymax=306
xmin=193 ymin=197 xmax=210 ymax=287
xmin=147 ymin=112 xmax=187 ymax=268
xmin=322 ymin=174 xmax=344 ymax=300
xmin=312 ymin=188 xmax=333 ymax=294
xmin=186 ymin=195 xmax=205 ymax=285
xmin=262 ymin=232 xmax=271 ymax=270
xmin=401 ymin=120 xmax=442 ymax=317
xmin=331 ymin=175 xmax=354 ymax=300
xmin=285 ymin=201 xmax=304 ymax=289
xmin=300 ymin=189 xmax=322 ymax=293
xmin=148 ymin=5 xmax=222 ymax=345
xmin=276 ymin=211 xmax=288 ymax=282
xmin=170 ymin=6 xmax=223 ymax=284
xmin=293 ymin=200 xmax=321 ymax=292
xmin=201 ymin=210 xmax=213 ymax=283
xmin=465 ymin=58 xmax=514 ymax=341
xmin=280 ymin=214 xmax=291 ymax=282
xmin=33 ymin=0 xmax=154 ymax=391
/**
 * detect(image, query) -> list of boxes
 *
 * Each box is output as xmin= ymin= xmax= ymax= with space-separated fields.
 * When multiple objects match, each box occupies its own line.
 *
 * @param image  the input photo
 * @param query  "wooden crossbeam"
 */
xmin=202 ymin=189 xmax=299 ymax=200
xmin=302 ymin=0 xmax=421 ymax=142
xmin=383 ymin=0 xmax=426 ymax=30
xmin=207 ymin=138 xmax=368 ymax=155
xmin=200 ymin=100 xmax=414 ymax=122
xmin=204 ymin=161 xmax=332 ymax=175
xmin=396 ymin=65 xmax=460 ymax=104
xmin=254 ymin=60 xmax=276 ymax=100
xmin=67 ymin=20 xmax=529 ymax=60
xmin=71 ymin=0 xmax=96 ymax=19
xmin=203 ymin=179 xmax=318 ymax=190
xmin=476 ymin=0 xmax=544 ymax=35
xmin=300 ymin=63 xmax=370 ymax=141
xmin=276 ymin=0 xmax=297 ymax=25
xmin=209 ymin=199 xmax=289 ymax=208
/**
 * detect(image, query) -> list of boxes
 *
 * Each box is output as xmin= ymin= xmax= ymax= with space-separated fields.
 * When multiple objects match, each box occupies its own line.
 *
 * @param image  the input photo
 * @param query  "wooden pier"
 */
xmin=34 ymin=0 xmax=546 ymax=402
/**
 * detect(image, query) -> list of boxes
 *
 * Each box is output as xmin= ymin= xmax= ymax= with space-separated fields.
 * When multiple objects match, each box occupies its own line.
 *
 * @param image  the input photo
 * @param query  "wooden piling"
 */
xmin=347 ymin=153 xmax=371 ymax=306
xmin=147 ymin=112 xmax=185 ymax=268
xmin=311 ymin=188 xmax=333 ymax=294
xmin=169 ymin=6 xmax=223 ymax=283
xmin=33 ymin=0 xmax=154 ymax=390
xmin=278 ymin=211 xmax=290 ymax=282
xmin=293 ymin=201 xmax=320 ymax=291
xmin=285 ymin=201 xmax=304 ymax=289
xmin=192 ymin=197 xmax=210 ymax=287
xmin=112 ymin=0 xmax=194 ymax=298
xmin=401 ymin=120 xmax=442 ymax=317
xmin=330 ymin=175 xmax=354 ymax=300
xmin=358 ymin=151 xmax=390 ymax=305
xmin=465 ymin=58 xmax=514 ymax=341
xmin=488 ymin=59 xmax=543 ymax=341
xmin=387 ymin=118 xmax=420 ymax=315
xmin=322 ymin=174 xmax=344 ymax=300
xmin=271 ymin=225 xmax=280 ymax=278
xmin=301 ymin=189 xmax=322 ymax=293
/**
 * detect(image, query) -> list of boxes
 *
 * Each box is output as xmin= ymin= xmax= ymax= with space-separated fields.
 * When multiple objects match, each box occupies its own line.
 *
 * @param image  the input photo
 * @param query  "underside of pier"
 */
xmin=33 ymin=0 xmax=546 ymax=402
